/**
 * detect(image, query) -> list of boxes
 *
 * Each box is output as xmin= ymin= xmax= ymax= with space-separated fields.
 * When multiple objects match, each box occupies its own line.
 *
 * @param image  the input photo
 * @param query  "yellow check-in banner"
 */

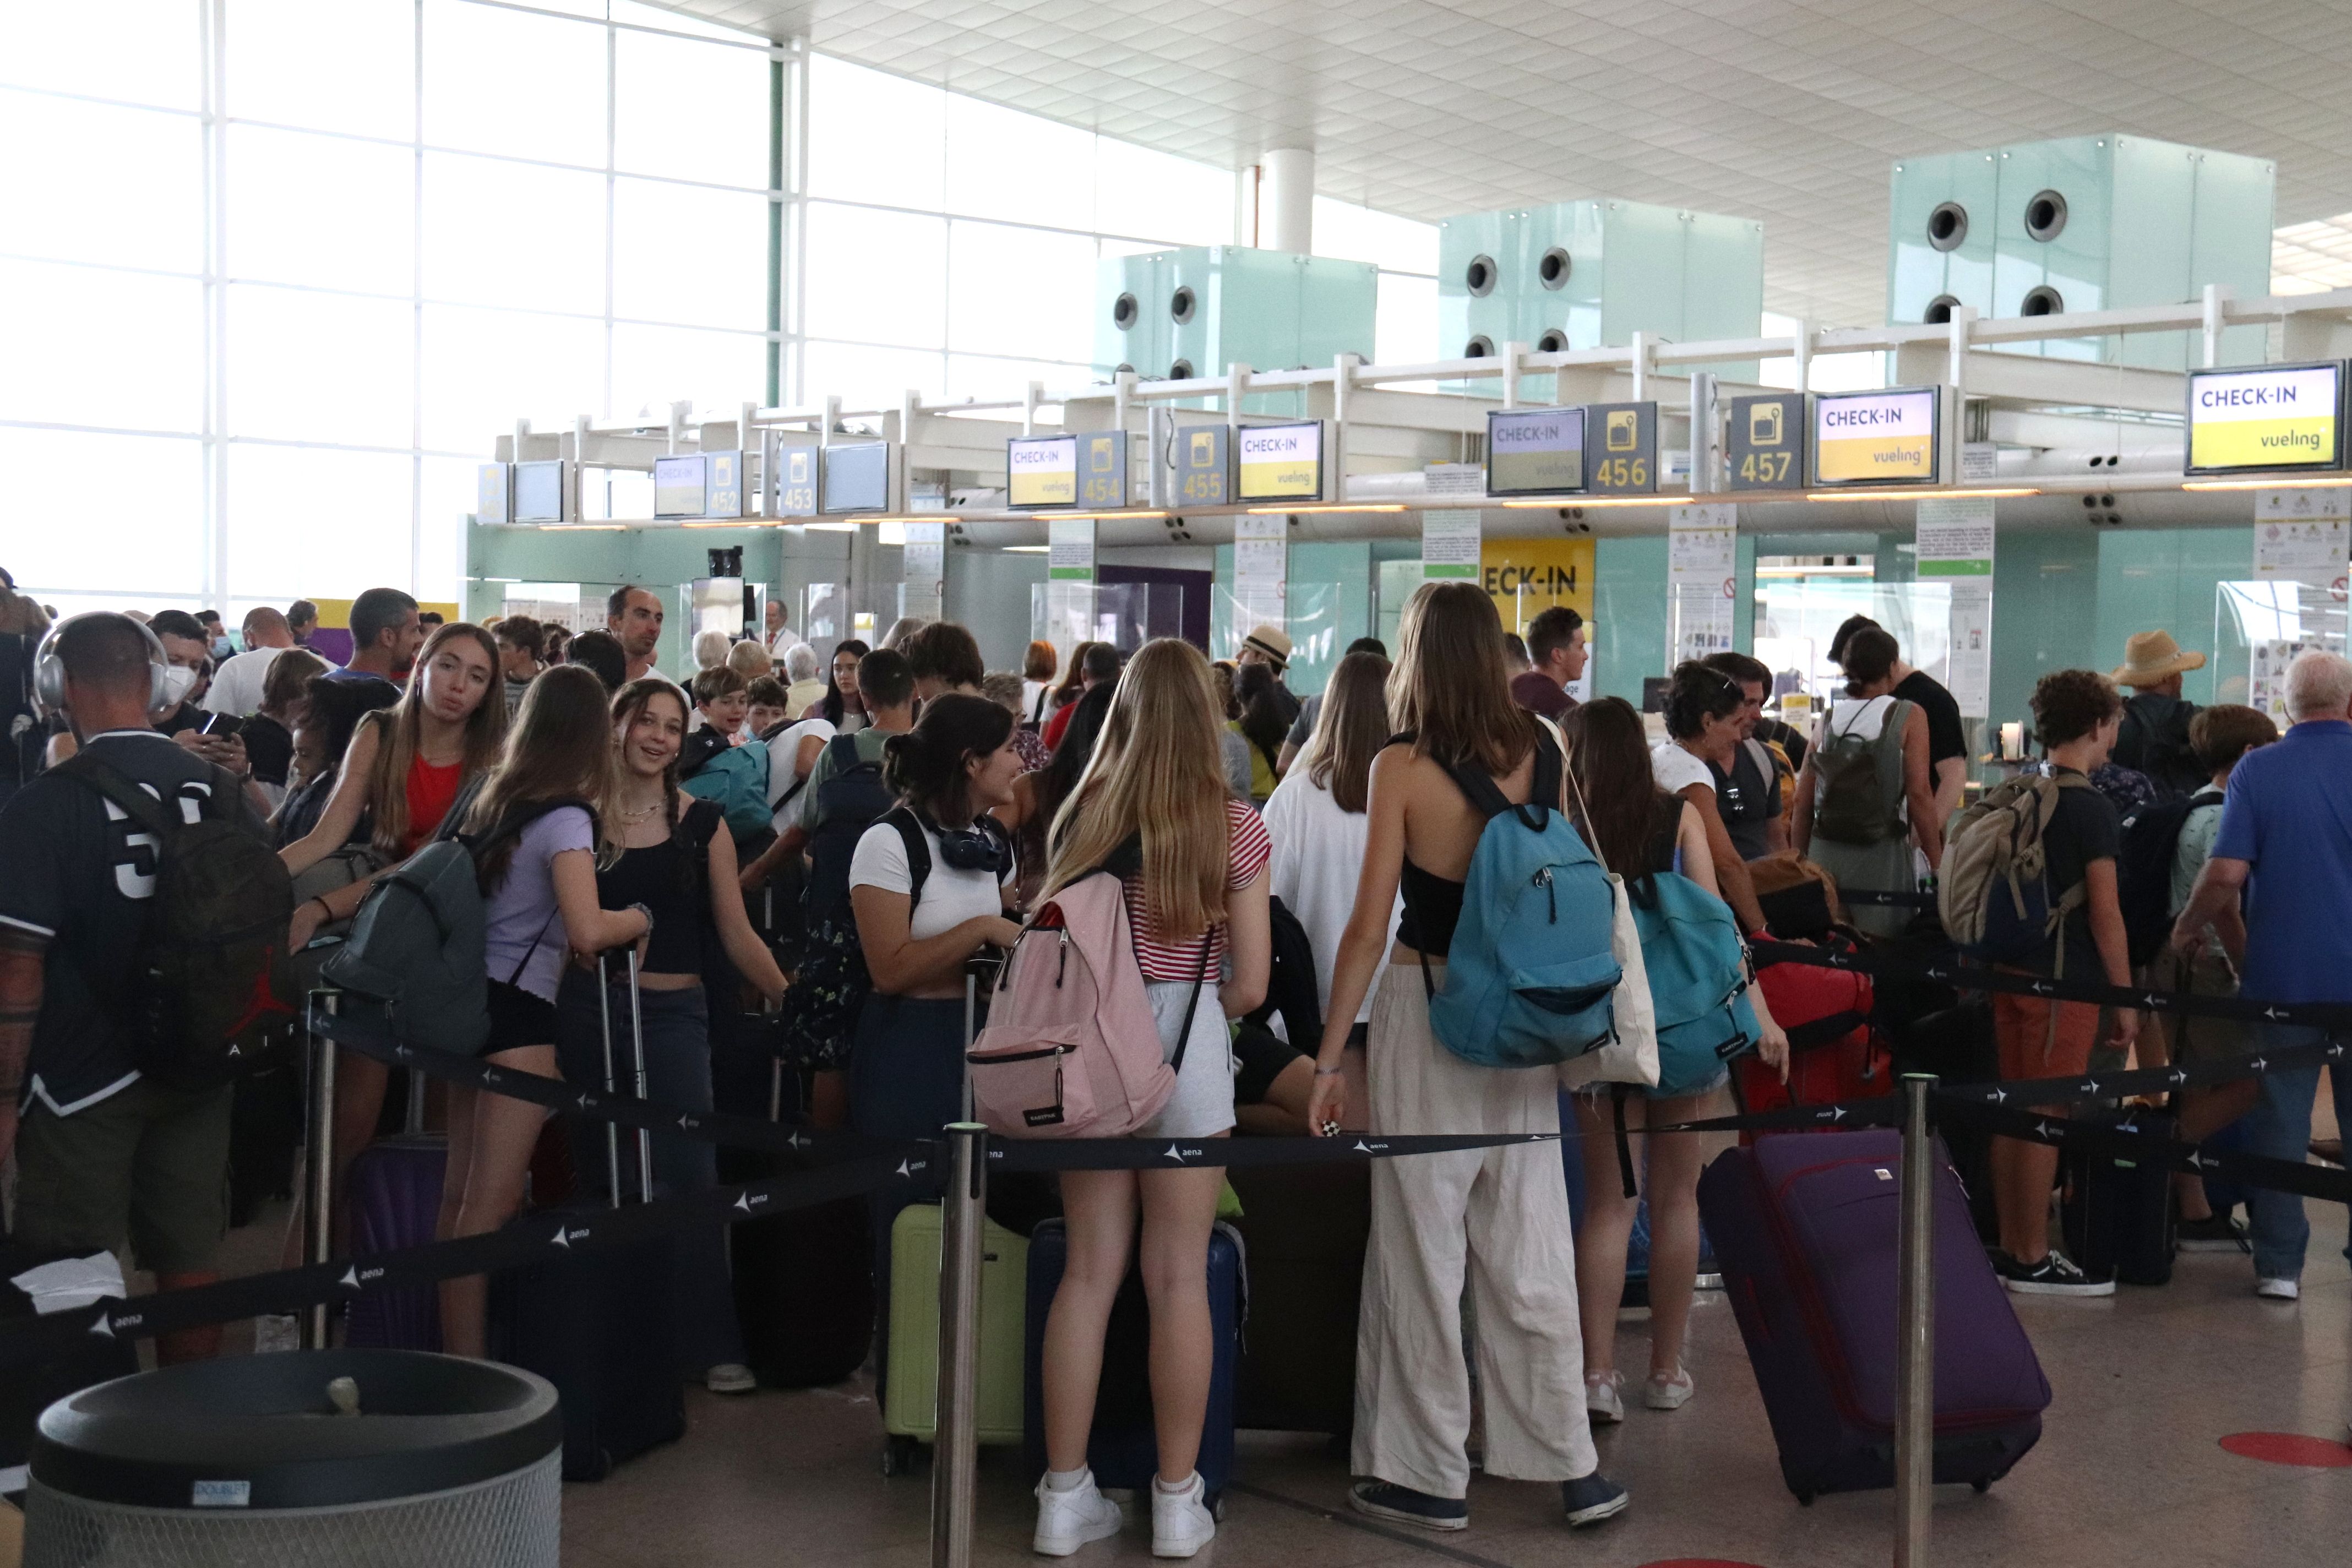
xmin=1813 ymin=389 xmax=1937 ymax=483
xmin=2189 ymin=365 xmax=2340 ymax=471
xmin=1235 ymin=423 xmax=1322 ymax=501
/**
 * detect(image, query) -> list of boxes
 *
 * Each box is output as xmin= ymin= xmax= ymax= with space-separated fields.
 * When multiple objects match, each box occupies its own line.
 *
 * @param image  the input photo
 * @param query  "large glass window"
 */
xmin=3 ymin=1 xmax=777 ymax=612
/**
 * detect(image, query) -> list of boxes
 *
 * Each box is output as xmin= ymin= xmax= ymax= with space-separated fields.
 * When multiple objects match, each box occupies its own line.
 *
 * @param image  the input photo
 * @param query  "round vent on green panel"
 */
xmin=1464 ymin=254 xmax=1497 ymax=297
xmin=1923 ymin=295 xmax=1960 ymax=324
xmin=1113 ymin=292 xmax=1139 ymax=330
xmin=1538 ymin=247 xmax=1571 ymax=290
xmin=1169 ymin=358 xmax=1195 ymax=380
xmin=1536 ymin=329 xmax=1568 ymax=353
xmin=1170 ymin=286 xmax=1196 ymax=325
xmin=2024 ymin=189 xmax=2068 ymax=242
xmin=2021 ymin=286 xmax=2064 ymax=316
xmin=1926 ymin=202 xmax=1968 ymax=252
xmin=1464 ymin=336 xmax=1495 ymax=358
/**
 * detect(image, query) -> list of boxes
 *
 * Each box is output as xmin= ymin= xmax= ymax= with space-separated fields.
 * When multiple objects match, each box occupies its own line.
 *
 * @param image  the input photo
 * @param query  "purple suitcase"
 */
xmin=344 ymin=1133 xmax=445 ymax=1351
xmin=1697 ymin=1131 xmax=2048 ymax=1504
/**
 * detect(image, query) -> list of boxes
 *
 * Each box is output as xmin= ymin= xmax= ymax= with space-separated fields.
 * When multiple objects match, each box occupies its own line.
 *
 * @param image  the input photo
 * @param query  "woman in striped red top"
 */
xmin=1028 ymin=637 xmax=1269 ymax=1561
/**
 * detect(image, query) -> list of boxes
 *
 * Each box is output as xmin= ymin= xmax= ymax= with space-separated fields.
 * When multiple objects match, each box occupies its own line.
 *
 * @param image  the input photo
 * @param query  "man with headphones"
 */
xmin=0 ymin=612 xmax=270 ymax=1364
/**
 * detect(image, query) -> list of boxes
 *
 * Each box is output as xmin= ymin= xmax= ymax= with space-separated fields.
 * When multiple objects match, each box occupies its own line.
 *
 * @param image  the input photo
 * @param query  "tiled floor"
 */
xmin=559 ymin=1203 xmax=2352 ymax=1568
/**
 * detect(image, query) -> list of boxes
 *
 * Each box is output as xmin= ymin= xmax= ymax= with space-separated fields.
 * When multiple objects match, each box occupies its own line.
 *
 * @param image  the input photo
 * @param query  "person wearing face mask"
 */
xmin=553 ymin=678 xmax=786 ymax=1395
xmin=277 ymin=622 xmax=508 ymax=1246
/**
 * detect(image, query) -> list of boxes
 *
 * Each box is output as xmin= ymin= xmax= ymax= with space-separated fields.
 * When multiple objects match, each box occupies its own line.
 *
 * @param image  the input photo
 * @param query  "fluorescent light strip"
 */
xmin=1497 ymin=496 xmax=1672 ymax=509
xmin=1001 ymin=545 xmax=1050 ymax=553
xmin=2182 ymin=476 xmax=2352 ymax=491
xmin=1242 ymin=503 xmax=1407 ymax=514
xmin=1803 ymin=487 xmax=2041 ymax=502
xmin=1063 ymin=510 xmax=1168 ymax=521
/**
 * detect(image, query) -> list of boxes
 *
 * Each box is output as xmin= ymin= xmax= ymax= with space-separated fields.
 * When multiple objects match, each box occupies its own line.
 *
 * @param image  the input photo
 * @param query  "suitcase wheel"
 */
xmin=881 ymin=1434 xmax=922 ymax=1477
xmin=1794 ymin=1491 xmax=1815 ymax=1507
xmin=1972 ymin=1478 xmax=1991 ymax=1494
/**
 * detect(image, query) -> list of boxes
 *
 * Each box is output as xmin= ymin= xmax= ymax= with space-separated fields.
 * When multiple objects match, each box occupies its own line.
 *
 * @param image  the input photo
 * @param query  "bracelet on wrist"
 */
xmin=1313 ymin=1065 xmax=1344 ymax=1079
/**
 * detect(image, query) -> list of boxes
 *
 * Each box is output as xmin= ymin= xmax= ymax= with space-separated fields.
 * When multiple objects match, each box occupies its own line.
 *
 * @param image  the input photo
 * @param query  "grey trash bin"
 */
xmin=23 ymin=1348 xmax=563 ymax=1567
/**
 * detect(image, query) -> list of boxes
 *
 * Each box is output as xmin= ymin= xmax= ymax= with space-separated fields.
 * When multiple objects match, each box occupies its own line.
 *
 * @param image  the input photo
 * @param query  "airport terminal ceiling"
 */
xmin=650 ymin=0 xmax=2352 ymax=324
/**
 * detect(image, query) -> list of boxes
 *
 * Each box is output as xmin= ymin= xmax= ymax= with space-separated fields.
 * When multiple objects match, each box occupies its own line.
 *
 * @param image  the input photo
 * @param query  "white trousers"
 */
xmin=1352 ymin=960 xmax=1599 ymax=1498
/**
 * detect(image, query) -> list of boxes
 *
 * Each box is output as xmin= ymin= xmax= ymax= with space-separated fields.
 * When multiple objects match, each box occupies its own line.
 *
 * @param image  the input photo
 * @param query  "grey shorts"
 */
xmin=1138 ymin=978 xmax=1235 ymax=1139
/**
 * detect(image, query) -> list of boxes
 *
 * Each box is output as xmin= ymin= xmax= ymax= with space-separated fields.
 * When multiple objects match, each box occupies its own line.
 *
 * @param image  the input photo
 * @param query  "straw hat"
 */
xmin=2110 ymin=630 xmax=2206 ymax=687
xmin=1240 ymin=624 xmax=1292 ymax=668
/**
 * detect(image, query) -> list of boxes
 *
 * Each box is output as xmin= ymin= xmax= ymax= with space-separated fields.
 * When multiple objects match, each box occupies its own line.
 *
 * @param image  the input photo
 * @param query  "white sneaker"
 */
xmin=1150 ymin=1472 xmax=1216 ymax=1559
xmin=252 ymin=1314 xmax=301 ymax=1354
xmin=2256 ymin=1277 xmax=2301 ymax=1302
xmin=1033 ymin=1469 xmax=1124 ymax=1557
xmin=1584 ymin=1370 xmax=1625 ymax=1424
xmin=1643 ymin=1365 xmax=1695 ymax=1411
xmin=705 ymin=1363 xmax=757 ymax=1395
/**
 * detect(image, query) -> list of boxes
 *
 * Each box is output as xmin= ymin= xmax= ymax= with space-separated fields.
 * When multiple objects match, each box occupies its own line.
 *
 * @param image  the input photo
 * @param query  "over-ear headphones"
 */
xmin=32 ymin=612 xmax=176 ymax=720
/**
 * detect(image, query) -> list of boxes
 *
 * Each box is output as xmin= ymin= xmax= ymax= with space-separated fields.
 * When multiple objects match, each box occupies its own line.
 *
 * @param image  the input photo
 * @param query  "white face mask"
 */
xmin=159 ymin=664 xmax=199 ymax=707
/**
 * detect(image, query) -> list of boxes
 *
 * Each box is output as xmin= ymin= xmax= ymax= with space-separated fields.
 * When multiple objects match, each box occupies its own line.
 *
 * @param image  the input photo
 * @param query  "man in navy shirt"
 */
xmin=2172 ymin=649 xmax=2352 ymax=1302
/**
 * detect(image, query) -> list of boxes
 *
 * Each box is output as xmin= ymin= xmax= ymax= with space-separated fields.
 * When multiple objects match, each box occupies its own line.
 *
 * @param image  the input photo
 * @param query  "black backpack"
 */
xmin=781 ymin=805 xmax=941 ymax=1071
xmin=2116 ymin=694 xmax=2204 ymax=798
xmin=59 ymin=753 xmax=296 ymax=1091
xmin=802 ymin=734 xmax=895 ymax=923
xmin=2115 ymin=786 xmax=2223 ymax=967
xmin=1245 ymin=895 xmax=1324 ymax=1048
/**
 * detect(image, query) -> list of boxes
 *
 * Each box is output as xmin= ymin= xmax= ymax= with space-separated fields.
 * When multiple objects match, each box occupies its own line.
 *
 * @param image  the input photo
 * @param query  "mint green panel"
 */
xmin=1682 ymin=211 xmax=1763 ymax=380
xmin=1210 ymin=245 xmax=1303 ymax=371
xmin=1288 ymin=540 xmax=1371 ymax=696
xmin=1437 ymin=210 xmax=1518 ymax=362
xmin=1095 ymin=251 xmax=1169 ymax=378
xmin=1167 ymin=247 xmax=1217 ymax=380
xmin=1992 ymin=136 xmax=2108 ymax=362
xmin=1594 ymin=533 xmax=1668 ymax=706
xmin=1985 ymin=527 xmax=2099 ymax=755
xmin=2108 ymin=135 xmax=2198 ymax=371
xmin=1597 ymin=199 xmax=1687 ymax=349
xmin=2191 ymin=149 xmax=2277 ymax=368
xmin=2092 ymin=526 xmax=2252 ymax=707
xmin=1519 ymin=200 xmax=1605 ymax=354
xmin=1887 ymin=150 xmax=1998 ymax=325
xmin=1297 ymin=255 xmax=1379 ymax=369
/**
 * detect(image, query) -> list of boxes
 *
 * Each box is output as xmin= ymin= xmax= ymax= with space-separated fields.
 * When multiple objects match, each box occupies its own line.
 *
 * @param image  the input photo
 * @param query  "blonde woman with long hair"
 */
xmin=1305 ymin=582 xmax=1625 ymax=1534
xmin=277 ymin=620 xmax=507 ymax=1244
xmin=1030 ymin=638 xmax=1270 ymax=1561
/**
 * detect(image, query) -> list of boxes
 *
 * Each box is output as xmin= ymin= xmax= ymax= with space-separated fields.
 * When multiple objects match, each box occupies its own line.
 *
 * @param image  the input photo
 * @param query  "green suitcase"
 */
xmin=882 ymin=1202 xmax=1029 ymax=1473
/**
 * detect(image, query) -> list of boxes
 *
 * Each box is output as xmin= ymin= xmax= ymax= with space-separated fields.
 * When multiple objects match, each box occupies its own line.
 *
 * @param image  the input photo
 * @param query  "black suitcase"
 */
xmin=488 ymin=952 xmax=685 ymax=1481
xmin=2063 ymin=1106 xmax=2177 ymax=1287
xmin=1891 ymin=1001 xmax=2001 ymax=1243
xmin=0 ymin=1240 xmax=140 ymax=1475
xmin=1226 ymin=1161 xmax=1365 ymax=1435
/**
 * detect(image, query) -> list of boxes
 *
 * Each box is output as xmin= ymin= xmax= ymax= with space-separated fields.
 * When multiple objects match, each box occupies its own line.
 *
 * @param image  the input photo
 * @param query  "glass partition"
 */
xmin=2213 ymin=579 xmax=2347 ymax=724
xmin=1751 ymin=579 xmax=1952 ymax=726
xmin=1030 ymin=582 xmax=1189 ymax=665
xmin=801 ymin=581 xmax=847 ymax=665
xmin=1210 ymin=583 xmax=1341 ymax=697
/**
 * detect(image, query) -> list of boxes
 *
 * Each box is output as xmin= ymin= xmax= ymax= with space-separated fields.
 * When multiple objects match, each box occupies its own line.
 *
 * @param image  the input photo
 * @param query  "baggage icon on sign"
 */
xmin=1606 ymin=410 xmax=1638 ymax=451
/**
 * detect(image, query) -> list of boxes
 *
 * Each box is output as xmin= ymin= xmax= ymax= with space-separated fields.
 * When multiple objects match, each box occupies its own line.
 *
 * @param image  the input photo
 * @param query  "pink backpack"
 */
xmin=965 ymin=870 xmax=1207 ymax=1139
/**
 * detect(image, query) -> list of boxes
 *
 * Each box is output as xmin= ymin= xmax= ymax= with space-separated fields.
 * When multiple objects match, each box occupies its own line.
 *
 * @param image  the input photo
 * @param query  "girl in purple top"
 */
xmin=438 ymin=665 xmax=650 ymax=1360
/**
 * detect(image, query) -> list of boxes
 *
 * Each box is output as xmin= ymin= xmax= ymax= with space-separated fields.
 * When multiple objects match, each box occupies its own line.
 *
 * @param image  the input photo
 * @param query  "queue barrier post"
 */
xmin=932 ymin=1123 xmax=988 ymax=1568
xmin=302 ymin=993 xmax=339 ymax=1351
xmin=1894 ymin=1073 xmax=1937 ymax=1567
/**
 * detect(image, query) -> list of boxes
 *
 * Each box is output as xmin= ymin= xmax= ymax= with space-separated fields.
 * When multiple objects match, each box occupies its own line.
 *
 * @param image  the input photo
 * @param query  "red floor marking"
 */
xmin=2219 ymin=1431 xmax=2352 ymax=1468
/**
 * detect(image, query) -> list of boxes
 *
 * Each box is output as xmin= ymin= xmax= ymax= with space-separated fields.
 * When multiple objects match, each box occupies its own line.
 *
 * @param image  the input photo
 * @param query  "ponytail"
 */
xmin=883 ymin=692 xmax=1014 ymax=825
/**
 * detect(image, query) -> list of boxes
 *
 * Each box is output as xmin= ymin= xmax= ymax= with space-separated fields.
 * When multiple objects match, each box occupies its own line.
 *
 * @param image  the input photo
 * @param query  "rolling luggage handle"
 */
xmin=593 ymin=949 xmax=657 ymax=1207
xmin=1894 ymin=1072 xmax=1936 ymax=1567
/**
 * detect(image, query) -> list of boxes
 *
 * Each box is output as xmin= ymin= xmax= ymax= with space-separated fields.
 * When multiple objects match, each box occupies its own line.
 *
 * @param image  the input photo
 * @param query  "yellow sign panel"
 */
xmin=1008 ymin=435 xmax=1078 ymax=508
xmin=1235 ymin=422 xmax=1323 ymax=502
xmin=2187 ymin=364 xmax=2342 ymax=472
xmin=1478 ymin=537 xmax=1594 ymax=627
xmin=1812 ymin=388 xmax=1937 ymax=484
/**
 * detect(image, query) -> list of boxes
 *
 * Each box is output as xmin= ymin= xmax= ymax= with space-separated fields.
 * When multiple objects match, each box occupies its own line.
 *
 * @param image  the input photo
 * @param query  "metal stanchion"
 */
xmin=931 ymin=1123 xmax=988 ymax=1568
xmin=1894 ymin=1073 xmax=1937 ymax=1567
xmin=625 ymin=949 xmax=655 ymax=1204
xmin=302 ymin=994 xmax=339 ymax=1351
xmin=596 ymin=955 xmax=620 ymax=1210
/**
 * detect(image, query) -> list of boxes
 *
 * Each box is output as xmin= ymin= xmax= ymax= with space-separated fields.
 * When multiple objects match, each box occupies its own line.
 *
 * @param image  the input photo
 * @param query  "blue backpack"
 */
xmin=1627 ymin=870 xmax=1758 ymax=1096
xmin=682 ymin=738 xmax=774 ymax=842
xmin=1419 ymin=731 xmax=1622 ymax=1068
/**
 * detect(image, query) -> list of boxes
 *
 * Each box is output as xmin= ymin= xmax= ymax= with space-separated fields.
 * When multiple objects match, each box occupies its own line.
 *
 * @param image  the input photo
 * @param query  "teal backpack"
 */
xmin=1419 ymin=729 xmax=1622 ymax=1068
xmin=1626 ymin=869 xmax=1757 ymax=1096
xmin=682 ymin=738 xmax=774 ymax=841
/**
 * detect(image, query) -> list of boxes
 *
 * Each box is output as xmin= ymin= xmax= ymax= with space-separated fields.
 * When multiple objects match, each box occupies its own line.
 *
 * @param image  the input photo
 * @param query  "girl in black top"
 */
xmin=553 ymin=677 xmax=786 ymax=1396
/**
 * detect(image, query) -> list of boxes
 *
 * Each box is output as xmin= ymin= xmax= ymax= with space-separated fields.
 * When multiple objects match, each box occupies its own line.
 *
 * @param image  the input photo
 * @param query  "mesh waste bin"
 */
xmin=24 ymin=1349 xmax=562 ymax=1567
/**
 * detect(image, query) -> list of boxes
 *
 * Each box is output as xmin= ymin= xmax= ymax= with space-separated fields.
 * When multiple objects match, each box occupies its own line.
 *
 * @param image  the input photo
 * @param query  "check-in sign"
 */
xmin=1812 ymin=388 xmax=1939 ymax=485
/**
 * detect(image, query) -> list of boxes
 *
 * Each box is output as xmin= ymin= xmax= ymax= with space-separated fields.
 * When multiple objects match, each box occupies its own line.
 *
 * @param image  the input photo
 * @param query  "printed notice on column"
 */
xmin=1915 ymin=497 xmax=1994 ymax=717
xmin=1667 ymin=504 xmax=1737 ymax=667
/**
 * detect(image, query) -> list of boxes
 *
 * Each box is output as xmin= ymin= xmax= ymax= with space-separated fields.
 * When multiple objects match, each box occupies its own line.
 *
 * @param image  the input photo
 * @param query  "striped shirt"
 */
xmin=1125 ymin=797 xmax=1271 ymax=982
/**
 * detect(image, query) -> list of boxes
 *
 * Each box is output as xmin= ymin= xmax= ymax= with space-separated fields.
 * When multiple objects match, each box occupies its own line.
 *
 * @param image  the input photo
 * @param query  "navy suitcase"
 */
xmin=487 ymin=955 xmax=685 ymax=1482
xmin=344 ymin=1133 xmax=445 ymax=1351
xmin=1698 ymin=1131 xmax=2049 ymax=1504
xmin=1023 ymin=1217 xmax=1244 ymax=1503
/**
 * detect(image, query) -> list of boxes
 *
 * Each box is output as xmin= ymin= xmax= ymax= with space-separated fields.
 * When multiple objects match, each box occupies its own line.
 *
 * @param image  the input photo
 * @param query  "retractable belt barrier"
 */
xmin=1831 ymin=887 xmax=1941 ymax=908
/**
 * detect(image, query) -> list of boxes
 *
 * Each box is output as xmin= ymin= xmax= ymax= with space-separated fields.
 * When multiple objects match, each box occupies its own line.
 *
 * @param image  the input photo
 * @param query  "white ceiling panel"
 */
xmin=646 ymin=0 xmax=2352 ymax=322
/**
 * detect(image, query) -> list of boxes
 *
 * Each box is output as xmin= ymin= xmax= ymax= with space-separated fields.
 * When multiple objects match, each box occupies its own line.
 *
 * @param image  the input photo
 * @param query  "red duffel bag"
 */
xmin=1735 ymin=945 xmax=1888 ymax=1140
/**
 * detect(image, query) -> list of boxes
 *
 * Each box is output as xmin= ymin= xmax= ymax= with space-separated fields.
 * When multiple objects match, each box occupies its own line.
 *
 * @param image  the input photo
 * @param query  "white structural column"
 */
xmin=1261 ymin=148 xmax=1315 ymax=254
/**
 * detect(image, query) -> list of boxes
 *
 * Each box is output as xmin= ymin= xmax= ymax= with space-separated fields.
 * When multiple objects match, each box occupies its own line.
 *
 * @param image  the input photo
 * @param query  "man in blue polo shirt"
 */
xmin=2171 ymin=649 xmax=2352 ymax=1302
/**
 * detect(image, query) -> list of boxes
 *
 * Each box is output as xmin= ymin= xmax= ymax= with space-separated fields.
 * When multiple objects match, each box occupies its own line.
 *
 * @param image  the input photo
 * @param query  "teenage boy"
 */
xmin=2147 ymin=704 xmax=2276 ymax=1248
xmin=682 ymin=667 xmax=749 ymax=776
xmin=745 ymin=676 xmax=792 ymax=741
xmin=1509 ymin=607 xmax=1586 ymax=723
xmin=1989 ymin=669 xmax=2137 ymax=1297
xmin=736 ymin=649 xmax=917 ymax=892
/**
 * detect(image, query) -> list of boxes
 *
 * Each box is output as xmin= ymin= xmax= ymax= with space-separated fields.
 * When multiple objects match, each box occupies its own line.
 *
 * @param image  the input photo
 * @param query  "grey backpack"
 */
xmin=321 ymin=791 xmax=586 ymax=1050
xmin=1810 ymin=698 xmax=1911 ymax=846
